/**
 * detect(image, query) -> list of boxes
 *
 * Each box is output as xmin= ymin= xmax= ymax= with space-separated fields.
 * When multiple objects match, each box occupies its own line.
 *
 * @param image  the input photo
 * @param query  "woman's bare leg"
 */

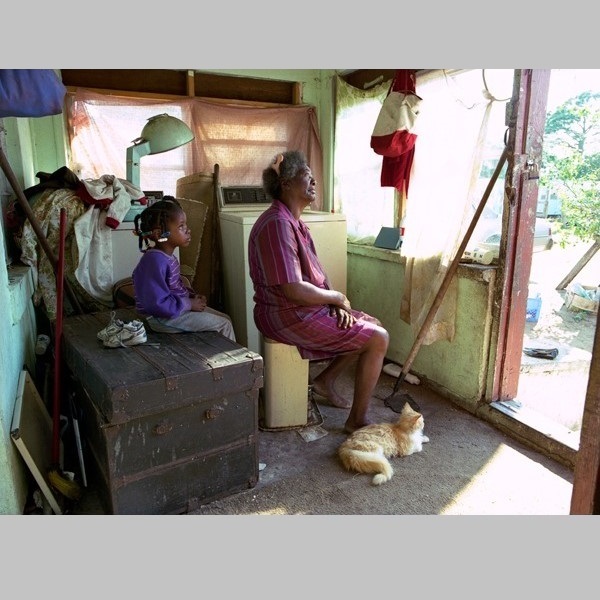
xmin=311 ymin=322 xmax=389 ymax=428
xmin=344 ymin=326 xmax=389 ymax=433
xmin=311 ymin=354 xmax=356 ymax=408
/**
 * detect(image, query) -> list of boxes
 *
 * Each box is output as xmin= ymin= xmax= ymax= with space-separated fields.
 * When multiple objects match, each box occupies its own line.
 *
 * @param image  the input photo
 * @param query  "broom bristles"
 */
xmin=48 ymin=468 xmax=82 ymax=501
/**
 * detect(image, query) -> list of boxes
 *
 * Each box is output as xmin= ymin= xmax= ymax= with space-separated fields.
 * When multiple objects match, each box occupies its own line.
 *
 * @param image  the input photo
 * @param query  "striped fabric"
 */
xmin=248 ymin=201 xmax=377 ymax=360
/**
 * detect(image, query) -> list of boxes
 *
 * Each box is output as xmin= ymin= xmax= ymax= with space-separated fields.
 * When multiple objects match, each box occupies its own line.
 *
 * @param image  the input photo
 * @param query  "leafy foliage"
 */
xmin=541 ymin=91 xmax=600 ymax=243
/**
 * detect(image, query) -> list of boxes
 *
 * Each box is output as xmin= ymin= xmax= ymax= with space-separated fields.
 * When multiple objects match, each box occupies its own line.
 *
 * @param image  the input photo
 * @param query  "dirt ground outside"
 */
xmin=518 ymin=235 xmax=599 ymax=436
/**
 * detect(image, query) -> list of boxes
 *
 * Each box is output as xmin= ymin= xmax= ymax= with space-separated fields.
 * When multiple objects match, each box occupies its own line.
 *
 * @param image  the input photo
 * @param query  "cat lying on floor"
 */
xmin=338 ymin=402 xmax=429 ymax=485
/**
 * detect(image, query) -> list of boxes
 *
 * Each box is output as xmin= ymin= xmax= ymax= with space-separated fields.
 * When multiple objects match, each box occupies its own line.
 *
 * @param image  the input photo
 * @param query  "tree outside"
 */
xmin=541 ymin=88 xmax=600 ymax=245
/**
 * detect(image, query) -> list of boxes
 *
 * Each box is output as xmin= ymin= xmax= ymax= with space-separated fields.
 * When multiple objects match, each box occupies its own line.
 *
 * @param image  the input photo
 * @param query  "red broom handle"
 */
xmin=52 ymin=208 xmax=66 ymax=464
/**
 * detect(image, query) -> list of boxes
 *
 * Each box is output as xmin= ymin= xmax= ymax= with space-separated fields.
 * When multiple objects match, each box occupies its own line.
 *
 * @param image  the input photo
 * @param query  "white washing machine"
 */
xmin=110 ymin=220 xmax=142 ymax=283
xmin=218 ymin=207 xmax=347 ymax=354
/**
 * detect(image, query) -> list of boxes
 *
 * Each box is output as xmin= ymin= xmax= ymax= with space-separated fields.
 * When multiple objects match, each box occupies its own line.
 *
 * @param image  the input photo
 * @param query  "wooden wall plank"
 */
xmin=60 ymin=69 xmax=299 ymax=104
xmin=60 ymin=69 xmax=188 ymax=96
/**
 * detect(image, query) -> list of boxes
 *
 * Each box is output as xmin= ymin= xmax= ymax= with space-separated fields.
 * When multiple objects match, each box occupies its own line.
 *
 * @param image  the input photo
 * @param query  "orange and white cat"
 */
xmin=338 ymin=403 xmax=429 ymax=485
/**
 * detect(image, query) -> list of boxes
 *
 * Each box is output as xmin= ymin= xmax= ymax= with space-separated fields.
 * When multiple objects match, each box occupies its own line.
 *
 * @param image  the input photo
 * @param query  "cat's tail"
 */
xmin=338 ymin=448 xmax=393 ymax=485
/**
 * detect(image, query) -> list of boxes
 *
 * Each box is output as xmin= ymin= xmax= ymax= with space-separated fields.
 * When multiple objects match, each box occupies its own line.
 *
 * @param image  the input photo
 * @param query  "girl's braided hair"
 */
xmin=262 ymin=150 xmax=308 ymax=200
xmin=133 ymin=195 xmax=183 ymax=252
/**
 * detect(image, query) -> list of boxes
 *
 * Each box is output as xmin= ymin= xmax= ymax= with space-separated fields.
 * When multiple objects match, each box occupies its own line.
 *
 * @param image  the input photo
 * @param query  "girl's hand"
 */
xmin=190 ymin=296 xmax=207 ymax=312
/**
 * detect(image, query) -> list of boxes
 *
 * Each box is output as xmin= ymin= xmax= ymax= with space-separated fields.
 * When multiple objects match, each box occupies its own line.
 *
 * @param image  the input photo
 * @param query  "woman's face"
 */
xmin=289 ymin=165 xmax=317 ymax=203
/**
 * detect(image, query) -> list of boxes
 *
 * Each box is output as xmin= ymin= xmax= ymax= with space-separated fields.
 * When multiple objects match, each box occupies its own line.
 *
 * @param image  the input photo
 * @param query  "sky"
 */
xmin=547 ymin=69 xmax=600 ymax=111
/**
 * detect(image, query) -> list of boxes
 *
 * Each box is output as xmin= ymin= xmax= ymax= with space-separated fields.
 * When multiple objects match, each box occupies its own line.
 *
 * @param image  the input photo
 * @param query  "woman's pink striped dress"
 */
xmin=248 ymin=200 xmax=378 ymax=360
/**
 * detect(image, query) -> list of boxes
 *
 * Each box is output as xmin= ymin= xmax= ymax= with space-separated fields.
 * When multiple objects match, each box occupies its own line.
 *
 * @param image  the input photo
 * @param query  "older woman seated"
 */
xmin=248 ymin=150 xmax=390 ymax=433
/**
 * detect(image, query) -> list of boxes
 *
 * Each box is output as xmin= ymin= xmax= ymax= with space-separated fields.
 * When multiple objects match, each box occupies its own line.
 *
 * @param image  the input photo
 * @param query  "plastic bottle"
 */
xmin=570 ymin=282 xmax=590 ymax=299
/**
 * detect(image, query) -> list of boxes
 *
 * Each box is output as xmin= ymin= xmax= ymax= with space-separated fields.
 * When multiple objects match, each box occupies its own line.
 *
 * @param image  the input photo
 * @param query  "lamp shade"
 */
xmin=140 ymin=113 xmax=194 ymax=155
xmin=126 ymin=113 xmax=194 ymax=188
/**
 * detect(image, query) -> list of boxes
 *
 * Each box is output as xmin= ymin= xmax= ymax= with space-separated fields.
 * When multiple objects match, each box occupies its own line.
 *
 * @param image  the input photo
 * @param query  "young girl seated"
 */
xmin=131 ymin=197 xmax=236 ymax=341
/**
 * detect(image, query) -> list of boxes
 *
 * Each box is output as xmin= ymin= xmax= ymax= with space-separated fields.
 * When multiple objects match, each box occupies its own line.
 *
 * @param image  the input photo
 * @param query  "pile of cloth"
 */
xmin=15 ymin=166 xmax=146 ymax=320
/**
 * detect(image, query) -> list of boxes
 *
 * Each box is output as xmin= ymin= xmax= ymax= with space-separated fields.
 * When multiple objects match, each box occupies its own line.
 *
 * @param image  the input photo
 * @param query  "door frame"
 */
xmin=489 ymin=70 xmax=600 ymax=509
xmin=571 ymin=309 xmax=600 ymax=513
xmin=492 ymin=69 xmax=551 ymax=401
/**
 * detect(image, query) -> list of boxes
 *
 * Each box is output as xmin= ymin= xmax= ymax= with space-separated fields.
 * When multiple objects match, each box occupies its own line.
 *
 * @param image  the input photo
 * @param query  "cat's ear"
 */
xmin=410 ymin=414 xmax=422 ymax=427
xmin=402 ymin=402 xmax=419 ymax=416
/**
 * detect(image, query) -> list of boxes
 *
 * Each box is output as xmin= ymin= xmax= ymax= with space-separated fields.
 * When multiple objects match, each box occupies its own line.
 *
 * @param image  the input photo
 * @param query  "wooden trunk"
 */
xmin=62 ymin=309 xmax=263 ymax=514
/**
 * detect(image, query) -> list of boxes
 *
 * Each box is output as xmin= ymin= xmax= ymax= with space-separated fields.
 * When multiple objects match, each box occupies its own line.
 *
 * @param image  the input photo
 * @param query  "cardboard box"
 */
xmin=565 ymin=285 xmax=599 ymax=314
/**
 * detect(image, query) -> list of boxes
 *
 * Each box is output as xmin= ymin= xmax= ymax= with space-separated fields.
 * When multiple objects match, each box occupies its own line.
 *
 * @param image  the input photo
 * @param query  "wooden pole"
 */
xmin=556 ymin=236 xmax=600 ymax=291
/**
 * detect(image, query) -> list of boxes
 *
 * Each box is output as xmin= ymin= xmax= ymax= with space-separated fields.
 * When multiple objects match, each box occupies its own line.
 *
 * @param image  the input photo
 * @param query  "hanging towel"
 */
xmin=371 ymin=70 xmax=422 ymax=195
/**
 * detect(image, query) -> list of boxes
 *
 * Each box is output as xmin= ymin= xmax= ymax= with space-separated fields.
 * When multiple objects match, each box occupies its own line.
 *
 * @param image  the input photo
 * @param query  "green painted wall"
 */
xmin=0 ymin=114 xmax=64 ymax=514
xmin=346 ymin=244 xmax=497 ymax=407
xmin=0 ymin=200 xmax=37 ymax=515
xmin=3 ymin=115 xmax=67 ymax=188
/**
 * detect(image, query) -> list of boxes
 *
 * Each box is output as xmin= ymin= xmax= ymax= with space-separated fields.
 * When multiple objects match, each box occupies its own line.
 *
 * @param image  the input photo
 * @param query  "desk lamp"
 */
xmin=125 ymin=113 xmax=194 ymax=189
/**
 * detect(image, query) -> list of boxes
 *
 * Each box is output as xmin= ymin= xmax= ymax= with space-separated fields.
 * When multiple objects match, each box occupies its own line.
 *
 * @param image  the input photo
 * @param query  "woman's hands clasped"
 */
xmin=329 ymin=293 xmax=356 ymax=329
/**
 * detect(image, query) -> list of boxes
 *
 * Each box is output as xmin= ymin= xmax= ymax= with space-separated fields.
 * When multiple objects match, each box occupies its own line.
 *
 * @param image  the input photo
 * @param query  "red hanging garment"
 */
xmin=370 ymin=70 xmax=421 ymax=195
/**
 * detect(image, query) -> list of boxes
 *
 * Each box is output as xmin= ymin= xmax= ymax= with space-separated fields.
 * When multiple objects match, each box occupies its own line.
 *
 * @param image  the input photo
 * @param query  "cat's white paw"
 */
xmin=422 ymin=435 xmax=430 ymax=443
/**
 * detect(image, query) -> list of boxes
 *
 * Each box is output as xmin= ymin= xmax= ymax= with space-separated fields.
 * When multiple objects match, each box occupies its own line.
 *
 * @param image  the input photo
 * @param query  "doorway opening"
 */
xmin=516 ymin=240 xmax=598 ymax=450
xmin=496 ymin=69 xmax=600 ymax=452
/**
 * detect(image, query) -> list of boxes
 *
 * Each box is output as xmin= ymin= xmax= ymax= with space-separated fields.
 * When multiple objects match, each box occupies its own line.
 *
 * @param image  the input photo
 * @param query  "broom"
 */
xmin=48 ymin=208 xmax=81 ymax=501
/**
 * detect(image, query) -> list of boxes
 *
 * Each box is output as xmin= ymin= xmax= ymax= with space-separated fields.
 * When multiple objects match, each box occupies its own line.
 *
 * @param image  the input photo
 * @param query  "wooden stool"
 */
xmin=261 ymin=336 xmax=310 ymax=428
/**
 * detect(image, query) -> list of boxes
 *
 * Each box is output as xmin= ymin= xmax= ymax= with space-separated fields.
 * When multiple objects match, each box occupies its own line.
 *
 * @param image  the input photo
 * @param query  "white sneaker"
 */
xmin=103 ymin=321 xmax=147 ymax=348
xmin=97 ymin=312 xmax=124 ymax=342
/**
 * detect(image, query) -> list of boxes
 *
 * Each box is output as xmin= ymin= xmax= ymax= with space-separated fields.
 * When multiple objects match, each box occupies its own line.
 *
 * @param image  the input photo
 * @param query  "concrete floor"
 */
xmin=68 ymin=359 xmax=574 ymax=516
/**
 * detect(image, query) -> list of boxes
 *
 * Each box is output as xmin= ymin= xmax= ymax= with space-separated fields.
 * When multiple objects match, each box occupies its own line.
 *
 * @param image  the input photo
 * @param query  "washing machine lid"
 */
xmin=218 ymin=185 xmax=271 ymax=212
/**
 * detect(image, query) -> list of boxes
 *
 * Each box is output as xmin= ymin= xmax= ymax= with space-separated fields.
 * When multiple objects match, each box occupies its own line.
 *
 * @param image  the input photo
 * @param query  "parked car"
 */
xmin=462 ymin=216 xmax=554 ymax=265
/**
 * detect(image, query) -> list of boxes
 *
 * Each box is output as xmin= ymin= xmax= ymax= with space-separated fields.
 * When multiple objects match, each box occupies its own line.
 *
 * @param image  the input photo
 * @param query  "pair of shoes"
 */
xmin=97 ymin=312 xmax=145 ymax=344
xmin=103 ymin=320 xmax=147 ymax=348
